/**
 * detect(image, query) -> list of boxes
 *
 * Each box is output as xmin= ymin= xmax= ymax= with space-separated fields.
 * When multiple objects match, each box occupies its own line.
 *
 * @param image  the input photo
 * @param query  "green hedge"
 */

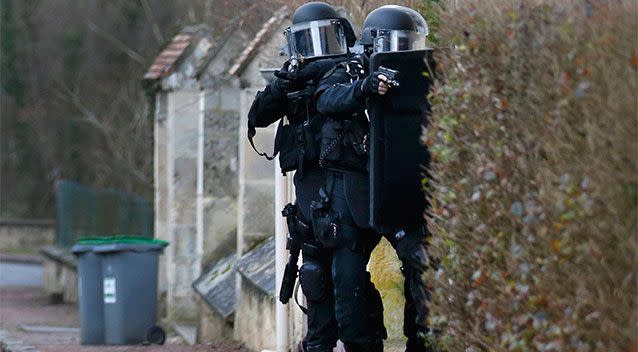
xmin=425 ymin=1 xmax=637 ymax=350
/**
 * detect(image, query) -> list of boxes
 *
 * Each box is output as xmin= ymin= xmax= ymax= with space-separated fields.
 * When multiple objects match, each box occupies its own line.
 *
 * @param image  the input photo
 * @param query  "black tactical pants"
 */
xmin=298 ymin=174 xmax=386 ymax=352
xmin=300 ymin=245 xmax=338 ymax=352
xmin=385 ymin=227 xmax=432 ymax=352
xmin=327 ymin=174 xmax=386 ymax=350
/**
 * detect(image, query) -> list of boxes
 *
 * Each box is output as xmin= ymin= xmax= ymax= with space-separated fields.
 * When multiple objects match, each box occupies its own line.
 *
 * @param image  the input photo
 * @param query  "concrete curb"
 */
xmin=0 ymin=254 xmax=43 ymax=265
xmin=0 ymin=329 xmax=40 ymax=352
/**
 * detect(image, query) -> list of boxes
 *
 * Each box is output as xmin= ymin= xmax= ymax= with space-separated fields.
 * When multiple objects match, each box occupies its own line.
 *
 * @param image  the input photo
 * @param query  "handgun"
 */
xmin=378 ymin=66 xmax=400 ymax=88
xmin=288 ymin=57 xmax=300 ymax=75
xmin=279 ymin=203 xmax=309 ymax=304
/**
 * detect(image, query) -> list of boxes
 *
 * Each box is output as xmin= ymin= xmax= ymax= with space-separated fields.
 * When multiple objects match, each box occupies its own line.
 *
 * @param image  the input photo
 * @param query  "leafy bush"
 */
xmin=425 ymin=1 xmax=638 ymax=351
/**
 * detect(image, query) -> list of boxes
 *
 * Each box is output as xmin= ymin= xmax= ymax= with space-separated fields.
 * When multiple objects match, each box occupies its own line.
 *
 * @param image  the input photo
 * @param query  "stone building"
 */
xmin=199 ymin=7 xmax=307 ymax=350
xmin=145 ymin=5 xmax=304 ymax=350
xmin=192 ymin=7 xmax=291 ymax=344
xmin=145 ymin=25 xmax=214 ymax=322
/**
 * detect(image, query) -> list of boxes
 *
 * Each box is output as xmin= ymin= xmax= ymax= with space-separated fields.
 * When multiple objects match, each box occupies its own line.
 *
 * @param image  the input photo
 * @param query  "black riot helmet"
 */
xmin=360 ymin=5 xmax=428 ymax=53
xmin=284 ymin=2 xmax=356 ymax=60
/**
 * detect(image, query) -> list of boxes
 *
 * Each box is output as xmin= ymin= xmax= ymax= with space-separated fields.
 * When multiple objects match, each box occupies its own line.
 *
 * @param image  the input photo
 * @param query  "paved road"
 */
xmin=0 ymin=261 xmax=249 ymax=352
xmin=0 ymin=262 xmax=43 ymax=287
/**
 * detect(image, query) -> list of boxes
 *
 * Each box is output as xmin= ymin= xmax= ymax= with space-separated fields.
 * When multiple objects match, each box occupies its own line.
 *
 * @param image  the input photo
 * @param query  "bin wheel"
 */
xmin=146 ymin=325 xmax=166 ymax=345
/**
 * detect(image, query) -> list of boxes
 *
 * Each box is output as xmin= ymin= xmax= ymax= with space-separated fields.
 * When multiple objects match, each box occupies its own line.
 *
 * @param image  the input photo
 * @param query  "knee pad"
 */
xmin=299 ymin=260 xmax=328 ymax=302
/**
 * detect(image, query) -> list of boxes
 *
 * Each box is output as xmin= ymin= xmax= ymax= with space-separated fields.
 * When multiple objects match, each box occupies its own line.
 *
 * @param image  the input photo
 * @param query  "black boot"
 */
xmin=406 ymin=334 xmax=427 ymax=352
xmin=344 ymin=340 xmax=383 ymax=352
xmin=304 ymin=342 xmax=336 ymax=352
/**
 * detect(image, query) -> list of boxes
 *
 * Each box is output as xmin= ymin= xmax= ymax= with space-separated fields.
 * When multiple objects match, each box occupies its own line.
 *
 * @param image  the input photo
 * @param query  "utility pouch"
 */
xmin=310 ymin=178 xmax=341 ymax=249
xmin=274 ymin=122 xmax=298 ymax=173
xmin=274 ymin=118 xmax=320 ymax=175
xmin=343 ymin=120 xmax=368 ymax=156
xmin=310 ymin=199 xmax=340 ymax=249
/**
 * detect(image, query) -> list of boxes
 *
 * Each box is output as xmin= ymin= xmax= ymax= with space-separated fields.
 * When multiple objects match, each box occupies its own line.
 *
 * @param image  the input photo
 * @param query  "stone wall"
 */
xmin=203 ymin=107 xmax=239 ymax=197
xmin=235 ymin=20 xmax=288 ymax=254
xmin=195 ymin=298 xmax=234 ymax=342
xmin=233 ymin=18 xmax=308 ymax=351
xmin=234 ymin=279 xmax=276 ymax=351
xmin=0 ymin=219 xmax=55 ymax=252
xmin=237 ymin=87 xmax=277 ymax=254
xmin=151 ymin=16 xmax=307 ymax=350
xmin=42 ymin=259 xmax=77 ymax=303
xmin=202 ymin=88 xmax=241 ymax=264
xmin=40 ymin=246 xmax=77 ymax=304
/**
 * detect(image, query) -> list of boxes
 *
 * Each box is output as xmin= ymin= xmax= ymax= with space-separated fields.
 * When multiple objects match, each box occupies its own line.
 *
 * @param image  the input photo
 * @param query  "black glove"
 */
xmin=275 ymin=58 xmax=342 ymax=86
xmin=272 ymin=77 xmax=291 ymax=94
xmin=292 ymin=59 xmax=339 ymax=83
xmin=360 ymin=72 xmax=383 ymax=96
xmin=274 ymin=60 xmax=298 ymax=81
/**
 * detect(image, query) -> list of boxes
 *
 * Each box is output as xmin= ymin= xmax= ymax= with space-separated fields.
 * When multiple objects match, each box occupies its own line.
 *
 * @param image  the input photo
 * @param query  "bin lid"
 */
xmin=72 ymin=235 xmax=169 ymax=254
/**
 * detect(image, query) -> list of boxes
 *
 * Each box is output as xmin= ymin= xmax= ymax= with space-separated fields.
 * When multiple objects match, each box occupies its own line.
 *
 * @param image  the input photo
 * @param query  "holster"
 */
xmin=310 ymin=199 xmax=340 ymax=249
xmin=279 ymin=203 xmax=313 ymax=304
xmin=283 ymin=203 xmax=312 ymax=246
xmin=309 ymin=176 xmax=342 ymax=249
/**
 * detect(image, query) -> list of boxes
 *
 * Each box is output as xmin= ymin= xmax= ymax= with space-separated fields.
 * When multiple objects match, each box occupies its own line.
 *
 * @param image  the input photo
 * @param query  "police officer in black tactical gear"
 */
xmin=246 ymin=3 xmax=386 ymax=352
xmin=315 ymin=5 xmax=433 ymax=352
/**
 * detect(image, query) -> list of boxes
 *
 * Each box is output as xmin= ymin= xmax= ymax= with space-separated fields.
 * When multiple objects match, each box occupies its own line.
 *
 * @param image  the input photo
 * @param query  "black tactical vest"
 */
xmin=316 ymin=57 xmax=370 ymax=174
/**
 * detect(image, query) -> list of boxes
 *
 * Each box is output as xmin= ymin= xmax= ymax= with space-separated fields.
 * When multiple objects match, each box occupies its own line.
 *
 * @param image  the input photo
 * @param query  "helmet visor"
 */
xmin=286 ymin=19 xmax=347 ymax=59
xmin=373 ymin=30 xmax=426 ymax=53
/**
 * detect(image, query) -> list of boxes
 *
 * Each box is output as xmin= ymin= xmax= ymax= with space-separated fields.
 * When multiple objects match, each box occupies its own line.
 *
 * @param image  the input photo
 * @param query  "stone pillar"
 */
xmin=200 ymin=86 xmax=241 ymax=264
xmin=154 ymin=92 xmax=169 ymax=297
xmin=166 ymin=90 xmax=200 ymax=321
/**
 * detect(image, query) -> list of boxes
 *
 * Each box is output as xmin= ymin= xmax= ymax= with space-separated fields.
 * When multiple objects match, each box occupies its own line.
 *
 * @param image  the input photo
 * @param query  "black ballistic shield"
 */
xmin=368 ymin=50 xmax=435 ymax=233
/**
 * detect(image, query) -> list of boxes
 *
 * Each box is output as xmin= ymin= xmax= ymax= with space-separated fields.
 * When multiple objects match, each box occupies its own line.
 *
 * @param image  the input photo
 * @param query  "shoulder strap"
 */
xmin=247 ymin=119 xmax=282 ymax=161
xmin=248 ymin=135 xmax=276 ymax=161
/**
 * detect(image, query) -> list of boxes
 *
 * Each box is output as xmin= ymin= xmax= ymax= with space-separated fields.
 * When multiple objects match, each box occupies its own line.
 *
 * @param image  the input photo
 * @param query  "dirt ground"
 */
xmin=0 ymin=286 xmax=250 ymax=352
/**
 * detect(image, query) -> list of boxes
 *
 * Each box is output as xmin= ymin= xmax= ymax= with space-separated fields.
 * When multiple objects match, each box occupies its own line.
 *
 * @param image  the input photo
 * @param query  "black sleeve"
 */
xmin=315 ymin=69 xmax=365 ymax=116
xmin=248 ymin=80 xmax=288 ymax=129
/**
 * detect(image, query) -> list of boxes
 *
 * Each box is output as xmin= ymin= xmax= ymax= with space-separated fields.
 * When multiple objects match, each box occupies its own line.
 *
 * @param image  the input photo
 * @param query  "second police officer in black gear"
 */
xmin=315 ymin=5 xmax=433 ymax=352
xmin=246 ymin=3 xmax=386 ymax=352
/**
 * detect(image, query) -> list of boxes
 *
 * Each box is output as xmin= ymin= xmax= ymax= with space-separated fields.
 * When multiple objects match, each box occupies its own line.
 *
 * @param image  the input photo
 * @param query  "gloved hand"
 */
xmin=275 ymin=58 xmax=342 ymax=87
xmin=274 ymin=60 xmax=299 ymax=82
xmin=273 ymin=60 xmax=304 ymax=94
xmin=272 ymin=77 xmax=292 ymax=94
xmin=360 ymin=72 xmax=390 ymax=96
xmin=292 ymin=58 xmax=340 ymax=83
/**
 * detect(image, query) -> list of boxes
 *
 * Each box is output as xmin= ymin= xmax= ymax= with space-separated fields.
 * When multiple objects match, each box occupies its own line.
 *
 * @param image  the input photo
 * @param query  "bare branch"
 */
xmin=86 ymin=20 xmax=146 ymax=65
xmin=139 ymin=0 xmax=164 ymax=44
xmin=56 ymin=82 xmax=150 ymax=185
